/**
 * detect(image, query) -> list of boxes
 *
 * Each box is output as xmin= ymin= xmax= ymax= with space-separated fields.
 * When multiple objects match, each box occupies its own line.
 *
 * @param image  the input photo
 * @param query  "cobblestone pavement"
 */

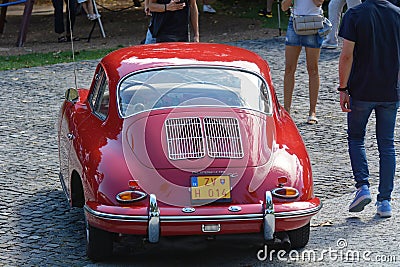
xmin=0 ymin=38 xmax=399 ymax=266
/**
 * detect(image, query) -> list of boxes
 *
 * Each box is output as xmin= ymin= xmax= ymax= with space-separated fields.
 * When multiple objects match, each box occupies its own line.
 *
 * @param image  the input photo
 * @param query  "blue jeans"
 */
xmin=347 ymin=99 xmax=399 ymax=201
xmin=144 ymin=29 xmax=156 ymax=44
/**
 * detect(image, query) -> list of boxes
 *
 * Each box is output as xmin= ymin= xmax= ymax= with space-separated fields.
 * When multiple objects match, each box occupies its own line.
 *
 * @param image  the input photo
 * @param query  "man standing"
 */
xmin=148 ymin=0 xmax=199 ymax=43
xmin=338 ymin=0 xmax=400 ymax=218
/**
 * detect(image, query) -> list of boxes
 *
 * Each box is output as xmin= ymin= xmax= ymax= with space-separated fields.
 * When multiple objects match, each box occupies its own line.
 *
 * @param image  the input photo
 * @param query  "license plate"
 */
xmin=190 ymin=175 xmax=231 ymax=203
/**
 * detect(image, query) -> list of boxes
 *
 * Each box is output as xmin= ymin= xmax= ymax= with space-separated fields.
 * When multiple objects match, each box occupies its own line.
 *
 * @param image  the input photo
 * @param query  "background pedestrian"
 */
xmin=338 ymin=0 xmax=400 ymax=218
xmin=78 ymin=0 xmax=100 ymax=21
xmin=322 ymin=0 xmax=361 ymax=49
xmin=258 ymin=0 xmax=274 ymax=18
xmin=52 ymin=0 xmax=78 ymax=42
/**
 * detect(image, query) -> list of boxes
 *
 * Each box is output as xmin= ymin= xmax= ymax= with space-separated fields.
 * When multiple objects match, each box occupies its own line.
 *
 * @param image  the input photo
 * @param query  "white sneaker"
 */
xmin=321 ymin=41 xmax=339 ymax=49
xmin=88 ymin=14 xmax=101 ymax=20
xmin=203 ymin=4 xmax=216 ymax=13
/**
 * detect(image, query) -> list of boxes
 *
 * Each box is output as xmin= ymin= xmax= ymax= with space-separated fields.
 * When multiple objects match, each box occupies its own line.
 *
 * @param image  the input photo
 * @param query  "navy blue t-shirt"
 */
xmin=338 ymin=0 xmax=400 ymax=102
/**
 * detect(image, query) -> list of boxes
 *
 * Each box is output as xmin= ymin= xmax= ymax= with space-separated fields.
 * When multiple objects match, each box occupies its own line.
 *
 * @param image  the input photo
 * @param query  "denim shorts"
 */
xmin=285 ymin=17 xmax=323 ymax=48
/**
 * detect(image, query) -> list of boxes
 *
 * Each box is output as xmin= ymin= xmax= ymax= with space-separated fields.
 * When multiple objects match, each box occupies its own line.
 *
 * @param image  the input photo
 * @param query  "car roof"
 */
xmin=100 ymin=42 xmax=270 ymax=81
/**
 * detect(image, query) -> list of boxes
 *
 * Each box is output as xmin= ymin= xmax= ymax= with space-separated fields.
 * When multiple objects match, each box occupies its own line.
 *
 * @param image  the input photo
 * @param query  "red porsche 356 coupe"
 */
xmin=57 ymin=43 xmax=321 ymax=260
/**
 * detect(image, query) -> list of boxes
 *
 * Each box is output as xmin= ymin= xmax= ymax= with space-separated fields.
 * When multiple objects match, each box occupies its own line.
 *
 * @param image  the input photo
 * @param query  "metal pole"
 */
xmin=92 ymin=0 xmax=106 ymax=38
xmin=277 ymin=0 xmax=281 ymax=36
xmin=187 ymin=1 xmax=190 ymax=42
xmin=16 ymin=0 xmax=35 ymax=46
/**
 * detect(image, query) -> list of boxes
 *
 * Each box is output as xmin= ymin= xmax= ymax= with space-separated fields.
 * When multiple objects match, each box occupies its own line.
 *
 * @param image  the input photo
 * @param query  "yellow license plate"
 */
xmin=190 ymin=175 xmax=231 ymax=202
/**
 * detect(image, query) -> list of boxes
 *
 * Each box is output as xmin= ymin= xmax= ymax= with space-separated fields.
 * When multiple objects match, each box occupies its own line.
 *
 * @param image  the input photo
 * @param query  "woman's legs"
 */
xmin=283 ymin=45 xmax=302 ymax=113
xmin=87 ymin=0 xmax=95 ymax=16
xmin=305 ymin=47 xmax=321 ymax=118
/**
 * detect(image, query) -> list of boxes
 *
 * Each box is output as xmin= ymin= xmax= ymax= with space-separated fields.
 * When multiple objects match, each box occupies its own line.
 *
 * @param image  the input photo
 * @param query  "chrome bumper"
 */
xmin=84 ymin=191 xmax=322 ymax=243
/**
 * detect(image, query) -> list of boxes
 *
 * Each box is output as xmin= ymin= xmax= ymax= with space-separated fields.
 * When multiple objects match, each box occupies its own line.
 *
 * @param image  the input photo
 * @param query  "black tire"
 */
xmin=85 ymin=217 xmax=113 ymax=261
xmin=287 ymin=223 xmax=310 ymax=249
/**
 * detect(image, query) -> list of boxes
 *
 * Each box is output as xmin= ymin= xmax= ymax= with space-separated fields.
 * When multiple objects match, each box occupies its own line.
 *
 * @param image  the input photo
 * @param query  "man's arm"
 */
xmin=190 ymin=0 xmax=199 ymax=42
xmin=338 ymin=39 xmax=355 ymax=112
xmin=149 ymin=0 xmax=185 ymax=12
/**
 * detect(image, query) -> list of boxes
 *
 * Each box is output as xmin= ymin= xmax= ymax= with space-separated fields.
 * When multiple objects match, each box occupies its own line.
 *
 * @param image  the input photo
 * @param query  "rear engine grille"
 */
xmin=165 ymin=118 xmax=205 ymax=160
xmin=204 ymin=117 xmax=244 ymax=158
xmin=165 ymin=117 xmax=244 ymax=160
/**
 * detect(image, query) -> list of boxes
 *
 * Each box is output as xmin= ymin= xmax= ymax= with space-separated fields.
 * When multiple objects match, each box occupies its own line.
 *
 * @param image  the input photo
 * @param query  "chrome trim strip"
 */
xmin=84 ymin=203 xmax=322 ymax=222
xmin=275 ymin=204 xmax=322 ymax=218
xmin=84 ymin=205 xmax=148 ymax=221
xmin=162 ymin=214 xmax=264 ymax=222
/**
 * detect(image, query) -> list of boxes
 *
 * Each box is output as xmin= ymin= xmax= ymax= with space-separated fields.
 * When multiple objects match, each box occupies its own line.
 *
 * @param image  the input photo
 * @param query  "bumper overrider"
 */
xmin=84 ymin=191 xmax=322 ymax=243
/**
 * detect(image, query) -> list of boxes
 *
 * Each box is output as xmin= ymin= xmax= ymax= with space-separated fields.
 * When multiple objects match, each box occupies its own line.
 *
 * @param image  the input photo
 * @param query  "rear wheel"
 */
xmin=287 ymin=223 xmax=310 ymax=249
xmin=85 ymin=215 xmax=113 ymax=261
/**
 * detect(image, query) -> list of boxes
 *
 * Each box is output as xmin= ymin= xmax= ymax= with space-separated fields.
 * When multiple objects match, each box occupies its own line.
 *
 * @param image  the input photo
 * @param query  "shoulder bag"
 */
xmin=291 ymin=6 xmax=331 ymax=36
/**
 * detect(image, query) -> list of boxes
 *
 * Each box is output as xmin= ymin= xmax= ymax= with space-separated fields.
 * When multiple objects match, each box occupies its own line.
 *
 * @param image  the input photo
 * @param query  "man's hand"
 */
xmin=339 ymin=91 xmax=351 ymax=112
xmin=167 ymin=0 xmax=186 ymax=11
xmin=145 ymin=7 xmax=151 ymax=16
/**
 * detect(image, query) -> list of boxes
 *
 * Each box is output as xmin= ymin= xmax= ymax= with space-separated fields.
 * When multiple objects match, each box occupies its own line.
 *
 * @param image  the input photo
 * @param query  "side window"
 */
xmin=90 ymin=66 xmax=110 ymax=120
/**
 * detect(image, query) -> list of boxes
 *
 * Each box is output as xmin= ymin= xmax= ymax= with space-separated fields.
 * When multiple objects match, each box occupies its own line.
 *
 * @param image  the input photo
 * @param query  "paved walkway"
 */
xmin=0 ymin=37 xmax=399 ymax=266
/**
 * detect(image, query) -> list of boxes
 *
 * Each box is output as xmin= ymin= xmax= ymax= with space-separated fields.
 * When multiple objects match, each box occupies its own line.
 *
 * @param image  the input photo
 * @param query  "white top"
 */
xmin=293 ymin=0 xmax=322 ymax=16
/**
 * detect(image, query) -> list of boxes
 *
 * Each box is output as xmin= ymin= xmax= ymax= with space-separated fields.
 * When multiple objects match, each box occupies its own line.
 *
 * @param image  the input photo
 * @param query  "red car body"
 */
xmin=58 ymin=43 xmax=321 ymax=260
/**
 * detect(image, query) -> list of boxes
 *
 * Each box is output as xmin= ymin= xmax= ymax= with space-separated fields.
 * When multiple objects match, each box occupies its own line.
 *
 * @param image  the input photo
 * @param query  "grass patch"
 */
xmin=0 ymin=47 xmax=118 ymax=71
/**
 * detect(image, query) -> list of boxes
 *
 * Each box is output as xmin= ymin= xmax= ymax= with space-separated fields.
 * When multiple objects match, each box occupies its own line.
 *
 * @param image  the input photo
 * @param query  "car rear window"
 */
xmin=117 ymin=67 xmax=272 ymax=117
